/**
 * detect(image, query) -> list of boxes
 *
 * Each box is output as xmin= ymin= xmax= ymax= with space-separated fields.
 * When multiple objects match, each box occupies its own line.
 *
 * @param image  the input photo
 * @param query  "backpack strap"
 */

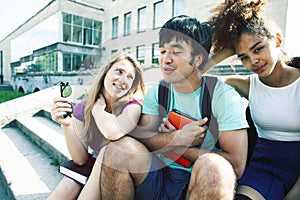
xmin=158 ymin=79 xmax=170 ymax=120
xmin=201 ymin=76 xmax=219 ymax=144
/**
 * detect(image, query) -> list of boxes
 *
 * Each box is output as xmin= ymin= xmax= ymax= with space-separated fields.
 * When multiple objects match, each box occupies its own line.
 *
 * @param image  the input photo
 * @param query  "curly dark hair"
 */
xmin=209 ymin=0 xmax=278 ymax=53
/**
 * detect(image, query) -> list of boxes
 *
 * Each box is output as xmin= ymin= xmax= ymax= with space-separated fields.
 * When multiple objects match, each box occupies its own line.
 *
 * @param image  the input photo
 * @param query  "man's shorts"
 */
xmin=238 ymin=138 xmax=300 ymax=200
xmin=135 ymin=154 xmax=191 ymax=200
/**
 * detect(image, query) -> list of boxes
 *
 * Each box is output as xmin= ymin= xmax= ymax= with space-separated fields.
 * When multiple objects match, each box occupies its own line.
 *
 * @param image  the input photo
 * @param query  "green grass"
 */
xmin=0 ymin=91 xmax=26 ymax=103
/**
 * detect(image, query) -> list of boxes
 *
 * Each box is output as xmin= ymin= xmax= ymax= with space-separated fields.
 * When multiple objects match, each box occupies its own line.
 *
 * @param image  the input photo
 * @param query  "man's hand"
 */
xmin=159 ymin=117 xmax=208 ymax=147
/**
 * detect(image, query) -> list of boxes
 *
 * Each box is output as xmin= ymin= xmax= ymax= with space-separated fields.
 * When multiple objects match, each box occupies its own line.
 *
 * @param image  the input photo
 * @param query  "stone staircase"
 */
xmin=0 ymin=86 xmax=85 ymax=200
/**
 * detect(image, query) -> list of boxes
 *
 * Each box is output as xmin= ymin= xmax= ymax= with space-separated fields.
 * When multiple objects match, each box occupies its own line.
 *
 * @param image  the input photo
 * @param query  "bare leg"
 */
xmin=78 ymin=146 xmax=107 ymax=199
xmin=100 ymin=136 xmax=152 ymax=200
xmin=283 ymin=176 xmax=300 ymax=200
xmin=186 ymin=153 xmax=236 ymax=200
xmin=101 ymin=137 xmax=152 ymax=199
xmin=47 ymin=176 xmax=82 ymax=200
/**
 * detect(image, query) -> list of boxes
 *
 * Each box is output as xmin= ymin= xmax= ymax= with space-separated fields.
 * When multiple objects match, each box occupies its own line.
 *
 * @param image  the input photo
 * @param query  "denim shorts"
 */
xmin=135 ymin=154 xmax=191 ymax=200
xmin=238 ymin=138 xmax=300 ymax=200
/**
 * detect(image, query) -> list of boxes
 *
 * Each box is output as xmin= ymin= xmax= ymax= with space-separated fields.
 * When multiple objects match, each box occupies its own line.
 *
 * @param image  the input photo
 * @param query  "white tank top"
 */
xmin=249 ymin=74 xmax=300 ymax=141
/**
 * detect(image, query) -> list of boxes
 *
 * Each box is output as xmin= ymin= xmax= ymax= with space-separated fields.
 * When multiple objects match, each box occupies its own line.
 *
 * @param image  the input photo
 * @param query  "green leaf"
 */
xmin=62 ymin=85 xmax=72 ymax=97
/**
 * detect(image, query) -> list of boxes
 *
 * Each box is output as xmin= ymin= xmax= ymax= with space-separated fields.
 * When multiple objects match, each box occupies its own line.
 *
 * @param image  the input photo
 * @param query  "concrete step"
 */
xmin=12 ymin=115 xmax=71 ymax=164
xmin=0 ymin=111 xmax=71 ymax=199
xmin=0 ymin=125 xmax=63 ymax=199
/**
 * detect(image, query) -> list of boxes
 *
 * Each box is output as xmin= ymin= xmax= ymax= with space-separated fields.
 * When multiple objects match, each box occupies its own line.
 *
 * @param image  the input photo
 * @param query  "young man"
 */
xmin=78 ymin=15 xmax=249 ymax=200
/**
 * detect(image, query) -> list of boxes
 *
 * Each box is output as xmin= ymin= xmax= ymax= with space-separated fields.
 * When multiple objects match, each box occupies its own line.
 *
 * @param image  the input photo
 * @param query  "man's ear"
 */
xmin=193 ymin=54 xmax=205 ymax=68
xmin=275 ymin=32 xmax=283 ymax=47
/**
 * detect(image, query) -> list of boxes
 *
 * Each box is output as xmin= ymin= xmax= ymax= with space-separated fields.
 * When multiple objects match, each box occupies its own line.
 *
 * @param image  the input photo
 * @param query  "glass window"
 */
xmin=63 ymin=23 xmax=71 ymax=42
xmin=63 ymin=13 xmax=72 ymax=23
xmin=73 ymin=25 xmax=82 ymax=43
xmin=138 ymin=7 xmax=146 ymax=32
xmin=84 ymin=19 xmax=93 ymax=45
xmin=111 ymin=49 xmax=118 ymax=55
xmin=124 ymin=12 xmax=131 ymax=36
xmin=154 ymin=1 xmax=164 ymax=28
xmin=84 ymin=28 xmax=92 ymax=45
xmin=152 ymin=43 xmax=159 ymax=64
xmin=62 ymin=12 xmax=102 ymax=46
xmin=73 ymin=15 xmax=83 ymax=26
xmin=63 ymin=54 xmax=71 ymax=71
xmin=93 ymin=21 xmax=102 ymax=45
xmin=123 ymin=47 xmax=131 ymax=53
xmin=112 ymin=17 xmax=119 ymax=39
xmin=136 ymin=45 xmax=145 ymax=64
xmin=84 ymin=18 xmax=93 ymax=29
xmin=173 ymin=0 xmax=185 ymax=17
xmin=73 ymin=54 xmax=82 ymax=71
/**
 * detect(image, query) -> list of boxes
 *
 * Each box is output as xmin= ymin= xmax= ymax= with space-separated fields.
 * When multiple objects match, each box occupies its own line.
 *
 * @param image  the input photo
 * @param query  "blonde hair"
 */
xmin=83 ymin=52 xmax=145 ymax=143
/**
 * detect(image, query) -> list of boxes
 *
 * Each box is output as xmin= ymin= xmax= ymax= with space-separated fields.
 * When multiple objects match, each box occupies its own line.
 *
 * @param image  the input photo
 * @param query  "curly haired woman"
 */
xmin=204 ymin=0 xmax=300 ymax=199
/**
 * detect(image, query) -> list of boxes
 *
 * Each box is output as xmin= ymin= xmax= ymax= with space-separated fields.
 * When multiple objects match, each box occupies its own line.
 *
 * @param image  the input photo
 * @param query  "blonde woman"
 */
xmin=48 ymin=52 xmax=145 ymax=200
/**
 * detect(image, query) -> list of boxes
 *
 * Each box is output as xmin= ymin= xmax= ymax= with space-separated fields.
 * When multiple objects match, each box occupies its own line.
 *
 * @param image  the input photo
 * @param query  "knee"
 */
xmin=103 ymin=136 xmax=151 ymax=172
xmin=189 ymin=153 xmax=236 ymax=199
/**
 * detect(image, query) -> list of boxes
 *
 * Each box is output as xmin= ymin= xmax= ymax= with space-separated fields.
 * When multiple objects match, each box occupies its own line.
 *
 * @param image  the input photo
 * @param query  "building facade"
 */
xmin=0 ymin=0 xmax=298 ymax=92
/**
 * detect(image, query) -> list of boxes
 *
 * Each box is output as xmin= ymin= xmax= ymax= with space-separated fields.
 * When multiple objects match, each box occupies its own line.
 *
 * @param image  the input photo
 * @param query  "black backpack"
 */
xmin=158 ymin=76 xmax=257 ymax=165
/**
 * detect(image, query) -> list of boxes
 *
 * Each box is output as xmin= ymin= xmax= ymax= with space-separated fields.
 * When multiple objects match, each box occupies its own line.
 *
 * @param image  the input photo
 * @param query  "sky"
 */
xmin=0 ymin=0 xmax=51 ymax=41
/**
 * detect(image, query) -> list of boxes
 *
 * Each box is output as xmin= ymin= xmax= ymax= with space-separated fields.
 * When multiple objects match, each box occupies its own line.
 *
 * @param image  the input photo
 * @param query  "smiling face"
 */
xmin=159 ymin=37 xmax=198 ymax=84
xmin=103 ymin=59 xmax=135 ymax=99
xmin=235 ymin=33 xmax=281 ymax=77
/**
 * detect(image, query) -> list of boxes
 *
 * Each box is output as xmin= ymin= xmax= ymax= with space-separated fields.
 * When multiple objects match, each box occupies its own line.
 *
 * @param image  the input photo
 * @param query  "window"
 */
xmin=63 ymin=13 xmax=72 ymax=42
xmin=34 ymin=52 xmax=58 ymax=72
xmin=154 ymin=1 xmax=164 ymax=28
xmin=138 ymin=7 xmax=146 ymax=32
xmin=84 ymin=18 xmax=93 ymax=45
xmin=173 ymin=0 xmax=185 ymax=17
xmin=93 ymin=21 xmax=102 ymax=45
xmin=111 ymin=49 xmax=118 ymax=55
xmin=63 ymin=54 xmax=72 ymax=71
xmin=62 ymin=12 xmax=102 ymax=46
xmin=136 ymin=45 xmax=146 ymax=64
xmin=123 ymin=47 xmax=131 ymax=53
xmin=124 ymin=12 xmax=131 ymax=36
xmin=112 ymin=17 xmax=119 ymax=39
xmin=72 ymin=15 xmax=83 ymax=43
xmin=152 ymin=43 xmax=159 ymax=64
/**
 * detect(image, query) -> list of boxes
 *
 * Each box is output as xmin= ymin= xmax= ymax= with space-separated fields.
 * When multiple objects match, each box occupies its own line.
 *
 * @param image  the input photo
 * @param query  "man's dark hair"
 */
xmin=159 ymin=15 xmax=212 ymax=68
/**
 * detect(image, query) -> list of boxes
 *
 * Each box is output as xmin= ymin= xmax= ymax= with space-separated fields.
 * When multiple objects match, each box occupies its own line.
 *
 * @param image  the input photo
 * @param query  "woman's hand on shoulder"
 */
xmin=51 ymin=97 xmax=72 ymax=126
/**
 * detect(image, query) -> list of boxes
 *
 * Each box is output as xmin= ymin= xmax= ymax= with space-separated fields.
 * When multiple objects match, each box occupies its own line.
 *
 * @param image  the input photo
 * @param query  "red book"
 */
xmin=163 ymin=109 xmax=196 ymax=168
xmin=59 ymin=154 xmax=96 ymax=185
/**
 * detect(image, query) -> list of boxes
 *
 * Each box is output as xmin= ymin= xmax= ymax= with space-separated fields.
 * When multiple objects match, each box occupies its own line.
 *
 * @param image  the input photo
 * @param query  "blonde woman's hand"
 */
xmin=51 ymin=97 xmax=72 ymax=126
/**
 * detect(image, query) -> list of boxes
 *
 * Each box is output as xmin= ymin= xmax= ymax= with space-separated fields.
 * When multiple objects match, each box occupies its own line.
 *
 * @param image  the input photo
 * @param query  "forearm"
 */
xmin=131 ymin=127 xmax=182 ymax=153
xmin=94 ymin=110 xmax=126 ymax=140
xmin=202 ymin=47 xmax=235 ymax=74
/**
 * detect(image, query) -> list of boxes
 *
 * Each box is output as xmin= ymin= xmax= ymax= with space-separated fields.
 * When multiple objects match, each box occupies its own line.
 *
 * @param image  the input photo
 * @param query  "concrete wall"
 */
xmin=11 ymin=73 xmax=94 ymax=94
